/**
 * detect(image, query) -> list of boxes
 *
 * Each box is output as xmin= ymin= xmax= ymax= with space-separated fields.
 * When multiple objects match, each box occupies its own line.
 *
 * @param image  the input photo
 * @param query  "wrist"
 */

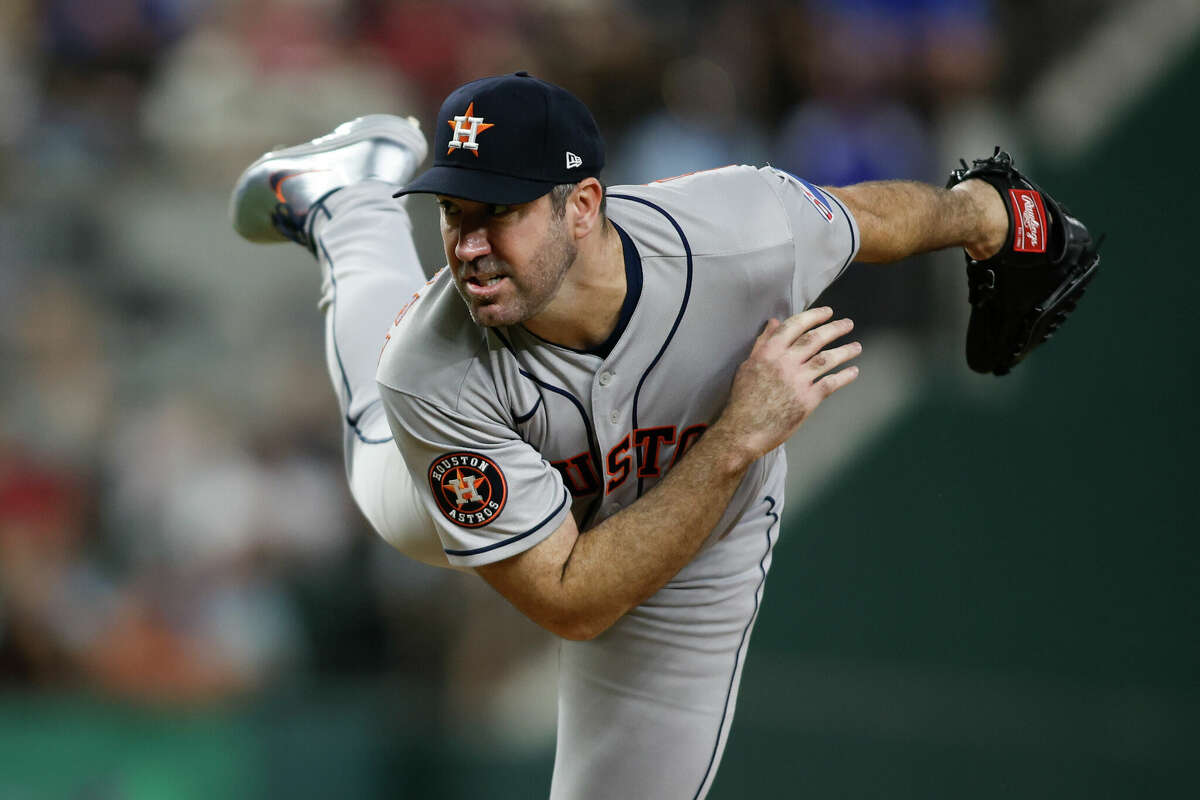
xmin=953 ymin=178 xmax=1009 ymax=260
xmin=698 ymin=419 xmax=761 ymax=476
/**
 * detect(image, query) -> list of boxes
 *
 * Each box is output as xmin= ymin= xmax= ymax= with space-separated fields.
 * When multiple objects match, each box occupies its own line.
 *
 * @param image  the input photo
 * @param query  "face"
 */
xmin=437 ymin=193 xmax=578 ymax=328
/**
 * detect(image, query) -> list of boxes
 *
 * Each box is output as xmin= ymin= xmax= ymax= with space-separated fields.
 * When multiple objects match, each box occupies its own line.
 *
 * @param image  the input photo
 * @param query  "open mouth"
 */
xmin=462 ymin=271 xmax=509 ymax=298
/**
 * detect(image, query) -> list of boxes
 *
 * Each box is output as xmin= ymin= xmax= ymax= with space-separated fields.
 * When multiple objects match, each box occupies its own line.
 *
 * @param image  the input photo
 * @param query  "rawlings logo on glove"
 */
xmin=947 ymin=149 xmax=1101 ymax=376
xmin=1009 ymin=189 xmax=1047 ymax=253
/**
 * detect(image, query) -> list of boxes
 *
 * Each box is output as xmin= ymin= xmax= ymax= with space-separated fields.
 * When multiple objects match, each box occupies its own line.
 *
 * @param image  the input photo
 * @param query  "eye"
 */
xmin=437 ymin=200 xmax=460 ymax=216
xmin=489 ymin=204 xmax=514 ymax=217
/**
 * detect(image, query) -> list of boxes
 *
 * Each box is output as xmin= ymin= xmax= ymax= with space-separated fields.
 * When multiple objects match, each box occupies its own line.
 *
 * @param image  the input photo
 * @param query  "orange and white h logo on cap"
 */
xmin=447 ymin=102 xmax=495 ymax=157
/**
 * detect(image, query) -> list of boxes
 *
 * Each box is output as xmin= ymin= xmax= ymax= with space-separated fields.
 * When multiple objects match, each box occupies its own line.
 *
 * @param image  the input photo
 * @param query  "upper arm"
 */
xmin=378 ymin=384 xmax=573 ymax=569
xmin=633 ymin=166 xmax=858 ymax=311
xmin=380 ymin=384 xmax=606 ymax=639
xmin=756 ymin=168 xmax=860 ymax=309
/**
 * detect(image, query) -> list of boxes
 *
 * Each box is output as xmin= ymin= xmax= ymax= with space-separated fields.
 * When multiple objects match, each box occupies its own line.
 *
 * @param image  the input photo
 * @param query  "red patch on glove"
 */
xmin=1008 ymin=189 xmax=1048 ymax=253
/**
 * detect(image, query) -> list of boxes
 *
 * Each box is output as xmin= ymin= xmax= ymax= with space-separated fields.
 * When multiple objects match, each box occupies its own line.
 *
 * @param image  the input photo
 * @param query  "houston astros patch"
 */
xmin=428 ymin=452 xmax=507 ymax=528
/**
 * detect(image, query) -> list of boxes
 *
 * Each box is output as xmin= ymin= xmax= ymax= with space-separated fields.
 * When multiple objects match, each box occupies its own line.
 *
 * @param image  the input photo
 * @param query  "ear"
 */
xmin=568 ymin=178 xmax=605 ymax=240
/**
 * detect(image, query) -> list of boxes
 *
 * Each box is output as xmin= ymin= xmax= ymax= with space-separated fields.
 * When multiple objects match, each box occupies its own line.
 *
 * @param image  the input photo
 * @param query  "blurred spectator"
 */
xmin=0 ymin=277 xmax=115 ymax=469
xmin=33 ymin=0 xmax=199 ymax=173
xmin=773 ymin=0 xmax=998 ymax=183
xmin=0 ymin=3 xmax=37 ymax=153
xmin=360 ymin=0 xmax=536 ymax=107
xmin=768 ymin=0 xmax=1000 ymax=336
xmin=104 ymin=390 xmax=349 ymax=573
xmin=775 ymin=2 xmax=939 ymax=186
xmin=525 ymin=2 xmax=663 ymax=135
xmin=611 ymin=56 xmax=768 ymax=184
xmin=0 ymin=427 xmax=312 ymax=702
xmin=141 ymin=0 xmax=419 ymax=183
xmin=0 ymin=447 xmax=108 ymax=684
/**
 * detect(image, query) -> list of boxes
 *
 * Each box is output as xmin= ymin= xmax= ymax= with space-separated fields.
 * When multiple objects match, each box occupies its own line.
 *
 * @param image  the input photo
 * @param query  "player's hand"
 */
xmin=713 ymin=307 xmax=860 ymax=465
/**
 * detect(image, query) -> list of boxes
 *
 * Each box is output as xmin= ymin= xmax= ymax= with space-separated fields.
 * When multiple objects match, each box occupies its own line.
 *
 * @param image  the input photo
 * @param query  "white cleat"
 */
xmin=229 ymin=114 xmax=428 ymax=249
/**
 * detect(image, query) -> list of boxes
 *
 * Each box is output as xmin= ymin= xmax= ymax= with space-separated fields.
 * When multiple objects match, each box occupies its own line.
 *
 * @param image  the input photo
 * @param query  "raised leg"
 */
xmin=230 ymin=117 xmax=450 ymax=568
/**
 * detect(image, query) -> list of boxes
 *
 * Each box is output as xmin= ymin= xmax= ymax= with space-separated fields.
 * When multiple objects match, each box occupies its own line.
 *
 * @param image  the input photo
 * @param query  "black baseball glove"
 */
xmin=946 ymin=149 xmax=1100 ymax=375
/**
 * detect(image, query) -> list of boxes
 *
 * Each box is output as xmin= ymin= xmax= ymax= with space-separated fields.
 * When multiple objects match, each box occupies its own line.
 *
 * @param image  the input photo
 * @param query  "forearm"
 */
xmin=477 ymin=310 xmax=859 ymax=641
xmin=825 ymin=179 xmax=1007 ymax=263
xmin=554 ymin=421 xmax=754 ymax=637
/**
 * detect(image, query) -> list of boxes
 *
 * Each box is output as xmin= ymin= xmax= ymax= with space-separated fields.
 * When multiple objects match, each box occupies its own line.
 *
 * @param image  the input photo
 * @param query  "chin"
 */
xmin=470 ymin=303 xmax=523 ymax=328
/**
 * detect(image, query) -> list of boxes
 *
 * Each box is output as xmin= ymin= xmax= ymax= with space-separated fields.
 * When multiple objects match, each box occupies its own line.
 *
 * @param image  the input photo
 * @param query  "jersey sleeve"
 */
xmin=757 ymin=167 xmax=860 ymax=312
xmin=378 ymin=384 xmax=572 ymax=568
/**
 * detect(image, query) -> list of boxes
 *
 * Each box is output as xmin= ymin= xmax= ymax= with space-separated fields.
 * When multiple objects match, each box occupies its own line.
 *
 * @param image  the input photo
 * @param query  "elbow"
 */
xmin=554 ymin=625 xmax=602 ymax=642
xmin=543 ymin=609 xmax=616 ymax=642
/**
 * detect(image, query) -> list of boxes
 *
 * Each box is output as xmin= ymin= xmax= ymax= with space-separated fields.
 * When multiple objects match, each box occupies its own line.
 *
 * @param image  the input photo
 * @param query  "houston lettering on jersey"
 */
xmin=552 ymin=423 xmax=709 ymax=498
xmin=429 ymin=452 xmax=508 ymax=528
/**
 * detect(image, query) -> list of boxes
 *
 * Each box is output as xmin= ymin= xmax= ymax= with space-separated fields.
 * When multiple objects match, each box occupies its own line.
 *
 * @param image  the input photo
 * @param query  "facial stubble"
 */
xmin=459 ymin=217 xmax=578 ymax=328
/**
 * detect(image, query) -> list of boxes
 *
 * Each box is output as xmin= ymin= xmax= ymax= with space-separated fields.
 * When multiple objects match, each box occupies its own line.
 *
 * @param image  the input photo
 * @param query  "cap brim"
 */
xmin=393 ymin=165 xmax=558 ymax=205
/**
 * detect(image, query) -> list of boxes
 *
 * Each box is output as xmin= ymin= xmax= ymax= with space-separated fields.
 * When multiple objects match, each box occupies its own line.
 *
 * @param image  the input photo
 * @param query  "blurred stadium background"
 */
xmin=1 ymin=0 xmax=1196 ymax=797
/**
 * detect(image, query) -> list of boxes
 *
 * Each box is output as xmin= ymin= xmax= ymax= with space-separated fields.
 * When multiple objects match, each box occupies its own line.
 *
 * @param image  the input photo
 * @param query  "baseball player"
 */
xmin=231 ymin=73 xmax=1012 ymax=798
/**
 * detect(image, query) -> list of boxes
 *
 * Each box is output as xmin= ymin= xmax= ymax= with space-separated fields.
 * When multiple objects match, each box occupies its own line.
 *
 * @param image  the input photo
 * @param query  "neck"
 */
xmin=523 ymin=220 xmax=625 ymax=350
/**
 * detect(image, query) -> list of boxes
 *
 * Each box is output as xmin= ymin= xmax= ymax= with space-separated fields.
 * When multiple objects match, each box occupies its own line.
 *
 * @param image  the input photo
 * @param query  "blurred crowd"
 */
xmin=0 ymin=0 xmax=1115 ymax=733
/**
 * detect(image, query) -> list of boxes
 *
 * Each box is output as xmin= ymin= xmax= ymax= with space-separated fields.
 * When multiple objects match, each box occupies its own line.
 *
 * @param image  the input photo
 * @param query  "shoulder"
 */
xmin=376 ymin=268 xmax=497 ymax=414
xmin=606 ymin=165 xmax=793 ymax=258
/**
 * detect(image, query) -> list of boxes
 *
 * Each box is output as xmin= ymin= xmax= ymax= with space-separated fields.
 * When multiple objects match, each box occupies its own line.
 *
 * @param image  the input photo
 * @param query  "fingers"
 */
xmin=758 ymin=308 xmax=860 ymax=382
xmin=796 ymin=317 xmax=854 ymax=360
xmin=803 ymin=340 xmax=862 ymax=379
xmin=755 ymin=317 xmax=782 ymax=342
xmin=772 ymin=308 xmax=853 ymax=357
xmin=772 ymin=309 xmax=859 ymax=362
xmin=773 ymin=306 xmax=834 ymax=347
xmin=815 ymin=364 xmax=860 ymax=398
xmin=725 ymin=308 xmax=862 ymax=457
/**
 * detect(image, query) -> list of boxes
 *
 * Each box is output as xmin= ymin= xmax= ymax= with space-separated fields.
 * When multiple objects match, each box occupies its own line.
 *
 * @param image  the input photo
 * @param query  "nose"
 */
xmin=454 ymin=222 xmax=491 ymax=265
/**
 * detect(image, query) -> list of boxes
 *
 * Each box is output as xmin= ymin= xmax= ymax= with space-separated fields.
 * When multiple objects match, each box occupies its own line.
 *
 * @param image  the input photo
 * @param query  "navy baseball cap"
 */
xmin=394 ymin=72 xmax=605 ymax=205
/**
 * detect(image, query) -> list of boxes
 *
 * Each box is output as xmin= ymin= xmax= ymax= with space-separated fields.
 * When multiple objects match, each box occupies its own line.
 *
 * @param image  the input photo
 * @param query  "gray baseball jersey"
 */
xmin=378 ymin=165 xmax=856 ymax=564
xmin=377 ymin=165 xmax=858 ymax=799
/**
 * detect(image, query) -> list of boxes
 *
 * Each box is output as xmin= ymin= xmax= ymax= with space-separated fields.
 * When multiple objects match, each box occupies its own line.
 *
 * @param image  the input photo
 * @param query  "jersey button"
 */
xmin=608 ymin=410 xmax=620 ymax=424
xmin=598 ymin=371 xmax=613 ymax=387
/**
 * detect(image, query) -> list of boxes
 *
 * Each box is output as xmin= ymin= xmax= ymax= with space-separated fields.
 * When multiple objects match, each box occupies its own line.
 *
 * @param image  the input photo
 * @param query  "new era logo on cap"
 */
xmin=395 ymin=71 xmax=605 ymax=205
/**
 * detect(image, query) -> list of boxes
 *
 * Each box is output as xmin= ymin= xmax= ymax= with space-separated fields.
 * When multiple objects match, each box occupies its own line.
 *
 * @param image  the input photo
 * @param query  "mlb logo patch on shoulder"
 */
xmin=792 ymin=175 xmax=835 ymax=223
xmin=429 ymin=452 xmax=507 ymax=528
